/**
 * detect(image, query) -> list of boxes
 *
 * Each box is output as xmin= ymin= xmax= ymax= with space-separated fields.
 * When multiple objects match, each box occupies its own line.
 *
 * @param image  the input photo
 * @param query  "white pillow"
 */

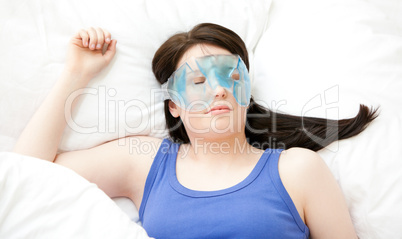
xmin=252 ymin=0 xmax=402 ymax=238
xmin=0 ymin=0 xmax=272 ymax=152
xmin=0 ymin=152 xmax=151 ymax=238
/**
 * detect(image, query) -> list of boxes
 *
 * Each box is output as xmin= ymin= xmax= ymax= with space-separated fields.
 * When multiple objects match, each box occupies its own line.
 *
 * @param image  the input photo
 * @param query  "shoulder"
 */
xmin=98 ymin=136 xmax=165 ymax=165
xmin=278 ymin=148 xmax=358 ymax=237
xmin=120 ymin=135 xmax=164 ymax=150
xmin=101 ymin=135 xmax=165 ymax=173
xmin=277 ymin=147 xmax=334 ymax=205
xmin=278 ymin=147 xmax=325 ymax=173
xmin=122 ymin=135 xmax=165 ymax=166
xmin=278 ymin=147 xmax=333 ymax=184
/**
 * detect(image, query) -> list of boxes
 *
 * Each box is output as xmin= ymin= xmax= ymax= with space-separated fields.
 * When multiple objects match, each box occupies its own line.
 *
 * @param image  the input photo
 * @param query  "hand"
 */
xmin=65 ymin=27 xmax=117 ymax=80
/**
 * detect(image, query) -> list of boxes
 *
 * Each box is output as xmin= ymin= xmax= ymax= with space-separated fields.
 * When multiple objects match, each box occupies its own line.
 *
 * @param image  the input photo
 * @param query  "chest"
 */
xmin=141 ymin=161 xmax=308 ymax=239
xmin=174 ymin=146 xmax=262 ymax=192
xmin=142 ymin=181 xmax=307 ymax=239
xmin=175 ymin=160 xmax=258 ymax=192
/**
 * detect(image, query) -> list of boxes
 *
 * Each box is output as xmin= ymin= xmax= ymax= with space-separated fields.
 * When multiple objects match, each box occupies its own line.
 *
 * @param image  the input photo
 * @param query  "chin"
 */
xmin=184 ymin=114 xmax=245 ymax=136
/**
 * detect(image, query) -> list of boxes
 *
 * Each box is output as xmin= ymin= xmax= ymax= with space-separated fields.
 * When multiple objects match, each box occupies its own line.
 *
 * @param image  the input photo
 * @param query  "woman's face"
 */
xmin=168 ymin=44 xmax=248 ymax=140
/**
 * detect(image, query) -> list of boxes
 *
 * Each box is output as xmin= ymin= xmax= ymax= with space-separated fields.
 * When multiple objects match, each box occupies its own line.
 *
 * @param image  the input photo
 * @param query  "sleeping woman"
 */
xmin=14 ymin=23 xmax=377 ymax=238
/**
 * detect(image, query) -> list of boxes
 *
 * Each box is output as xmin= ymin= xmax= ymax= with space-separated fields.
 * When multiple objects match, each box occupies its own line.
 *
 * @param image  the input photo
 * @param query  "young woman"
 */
xmin=14 ymin=23 xmax=377 ymax=238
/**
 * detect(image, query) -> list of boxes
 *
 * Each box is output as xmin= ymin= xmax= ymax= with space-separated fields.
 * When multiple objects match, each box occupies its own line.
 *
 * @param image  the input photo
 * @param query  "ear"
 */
xmin=168 ymin=100 xmax=180 ymax=118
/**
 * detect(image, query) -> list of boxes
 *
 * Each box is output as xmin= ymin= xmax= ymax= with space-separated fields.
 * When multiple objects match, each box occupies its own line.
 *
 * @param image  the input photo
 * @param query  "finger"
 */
xmin=78 ymin=29 xmax=89 ymax=47
xmin=103 ymin=29 xmax=111 ymax=44
xmin=87 ymin=27 xmax=97 ymax=50
xmin=95 ymin=27 xmax=105 ymax=50
xmin=104 ymin=39 xmax=117 ymax=63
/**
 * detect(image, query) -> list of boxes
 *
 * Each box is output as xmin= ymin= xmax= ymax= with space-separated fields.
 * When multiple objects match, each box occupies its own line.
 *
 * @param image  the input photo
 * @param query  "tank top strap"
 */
xmin=266 ymin=148 xmax=308 ymax=233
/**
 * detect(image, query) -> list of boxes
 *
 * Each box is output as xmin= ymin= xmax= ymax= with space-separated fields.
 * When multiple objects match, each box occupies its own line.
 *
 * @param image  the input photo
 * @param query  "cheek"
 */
xmin=234 ymin=106 xmax=249 ymax=128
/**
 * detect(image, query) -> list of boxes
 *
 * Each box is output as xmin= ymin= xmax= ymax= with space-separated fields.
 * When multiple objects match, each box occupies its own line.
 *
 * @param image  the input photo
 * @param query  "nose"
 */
xmin=215 ymin=86 xmax=227 ymax=99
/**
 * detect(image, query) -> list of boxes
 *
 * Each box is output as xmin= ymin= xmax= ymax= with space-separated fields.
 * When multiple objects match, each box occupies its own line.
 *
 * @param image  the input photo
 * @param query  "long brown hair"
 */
xmin=152 ymin=23 xmax=378 ymax=151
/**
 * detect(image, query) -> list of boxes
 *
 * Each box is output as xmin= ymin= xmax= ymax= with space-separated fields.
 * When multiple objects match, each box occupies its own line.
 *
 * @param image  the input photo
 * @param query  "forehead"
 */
xmin=177 ymin=44 xmax=232 ymax=69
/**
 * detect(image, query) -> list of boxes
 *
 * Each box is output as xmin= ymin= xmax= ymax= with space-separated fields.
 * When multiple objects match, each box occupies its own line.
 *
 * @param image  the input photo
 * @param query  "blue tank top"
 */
xmin=139 ymin=139 xmax=310 ymax=239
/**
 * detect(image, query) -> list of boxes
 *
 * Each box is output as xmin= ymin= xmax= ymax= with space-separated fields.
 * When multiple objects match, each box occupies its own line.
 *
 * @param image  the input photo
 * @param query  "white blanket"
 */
xmin=0 ymin=152 xmax=151 ymax=239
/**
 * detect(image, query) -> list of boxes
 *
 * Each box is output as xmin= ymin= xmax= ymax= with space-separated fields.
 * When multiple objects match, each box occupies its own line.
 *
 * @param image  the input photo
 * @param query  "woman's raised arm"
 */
xmin=13 ymin=27 xmax=117 ymax=161
xmin=12 ymin=28 xmax=159 ymax=205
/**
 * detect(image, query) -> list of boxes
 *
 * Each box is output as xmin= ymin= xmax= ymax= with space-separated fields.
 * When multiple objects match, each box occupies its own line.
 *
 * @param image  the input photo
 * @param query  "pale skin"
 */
xmin=13 ymin=27 xmax=358 ymax=238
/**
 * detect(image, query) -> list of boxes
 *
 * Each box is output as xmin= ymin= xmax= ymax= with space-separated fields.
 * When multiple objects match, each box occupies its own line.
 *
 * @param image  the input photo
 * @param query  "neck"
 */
xmin=184 ymin=132 xmax=260 ymax=164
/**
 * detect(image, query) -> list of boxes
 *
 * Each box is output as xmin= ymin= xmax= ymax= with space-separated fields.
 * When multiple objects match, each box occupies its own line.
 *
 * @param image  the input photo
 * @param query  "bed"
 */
xmin=0 ymin=0 xmax=401 ymax=238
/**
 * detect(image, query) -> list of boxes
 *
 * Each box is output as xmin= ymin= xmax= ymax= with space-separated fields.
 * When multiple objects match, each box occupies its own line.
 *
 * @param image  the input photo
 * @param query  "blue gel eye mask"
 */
xmin=161 ymin=54 xmax=251 ymax=112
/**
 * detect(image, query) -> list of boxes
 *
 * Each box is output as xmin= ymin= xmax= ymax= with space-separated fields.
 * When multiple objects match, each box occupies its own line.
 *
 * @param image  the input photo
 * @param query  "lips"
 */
xmin=207 ymin=105 xmax=231 ymax=115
